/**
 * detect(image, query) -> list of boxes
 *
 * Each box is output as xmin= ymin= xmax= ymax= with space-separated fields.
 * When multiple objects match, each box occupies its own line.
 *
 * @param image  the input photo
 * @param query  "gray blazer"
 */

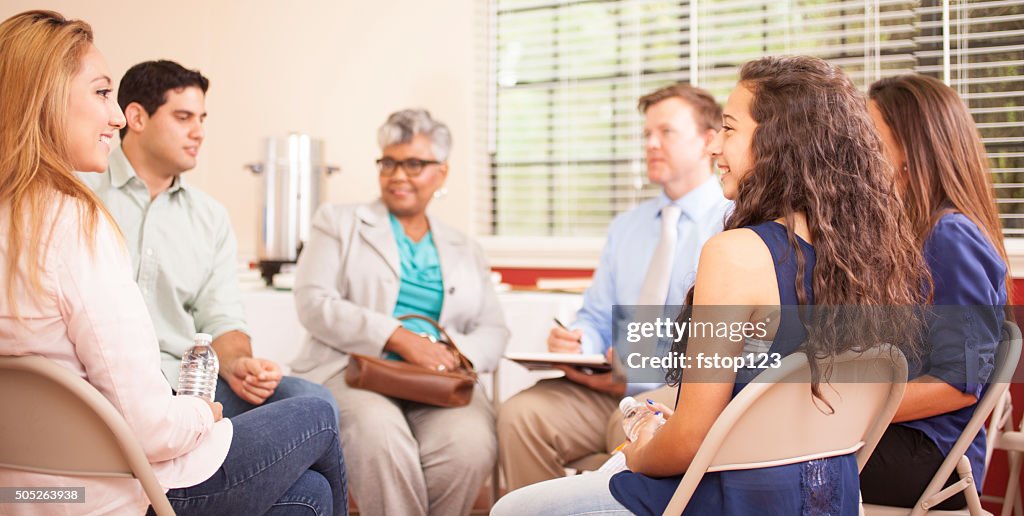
xmin=289 ymin=199 xmax=510 ymax=384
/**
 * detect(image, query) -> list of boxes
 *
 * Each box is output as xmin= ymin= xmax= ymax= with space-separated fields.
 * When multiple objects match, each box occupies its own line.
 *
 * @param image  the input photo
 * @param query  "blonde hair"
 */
xmin=0 ymin=10 xmax=115 ymax=313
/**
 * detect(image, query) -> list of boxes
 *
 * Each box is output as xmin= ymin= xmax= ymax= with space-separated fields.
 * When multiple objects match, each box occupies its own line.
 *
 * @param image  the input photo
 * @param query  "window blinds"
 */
xmin=484 ymin=0 xmax=1024 ymax=237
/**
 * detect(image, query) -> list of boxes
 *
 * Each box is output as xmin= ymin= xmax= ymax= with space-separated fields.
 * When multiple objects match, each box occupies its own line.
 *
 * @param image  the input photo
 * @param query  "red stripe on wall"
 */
xmin=493 ymin=267 xmax=593 ymax=287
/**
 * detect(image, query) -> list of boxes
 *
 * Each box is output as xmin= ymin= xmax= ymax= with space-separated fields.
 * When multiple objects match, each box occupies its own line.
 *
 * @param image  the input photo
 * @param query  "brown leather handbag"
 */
xmin=345 ymin=314 xmax=478 ymax=408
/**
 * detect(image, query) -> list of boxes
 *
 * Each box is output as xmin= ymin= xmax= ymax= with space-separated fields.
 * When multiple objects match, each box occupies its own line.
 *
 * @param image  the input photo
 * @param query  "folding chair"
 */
xmin=663 ymin=344 xmax=909 ymax=515
xmin=0 ymin=355 xmax=174 ymax=515
xmin=986 ymin=390 xmax=1021 ymax=516
xmin=862 ymin=320 xmax=1022 ymax=516
xmin=986 ymin=322 xmax=1024 ymax=516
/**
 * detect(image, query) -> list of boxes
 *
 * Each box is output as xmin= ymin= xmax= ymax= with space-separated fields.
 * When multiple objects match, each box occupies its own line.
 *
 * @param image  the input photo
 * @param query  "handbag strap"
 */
xmin=397 ymin=314 xmax=476 ymax=373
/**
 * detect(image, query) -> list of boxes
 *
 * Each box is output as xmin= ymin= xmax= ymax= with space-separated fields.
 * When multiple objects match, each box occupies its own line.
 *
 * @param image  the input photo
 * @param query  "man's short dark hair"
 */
xmin=117 ymin=60 xmax=209 ymax=138
xmin=638 ymin=83 xmax=722 ymax=132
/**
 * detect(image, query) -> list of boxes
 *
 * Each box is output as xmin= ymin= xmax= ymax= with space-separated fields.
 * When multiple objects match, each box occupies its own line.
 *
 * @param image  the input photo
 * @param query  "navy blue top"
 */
xmin=900 ymin=213 xmax=1007 ymax=489
xmin=609 ymin=222 xmax=860 ymax=515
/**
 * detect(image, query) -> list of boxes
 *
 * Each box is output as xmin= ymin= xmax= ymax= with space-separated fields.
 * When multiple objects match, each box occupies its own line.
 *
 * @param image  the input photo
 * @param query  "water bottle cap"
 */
xmin=619 ymin=396 xmax=641 ymax=413
xmin=194 ymin=333 xmax=213 ymax=345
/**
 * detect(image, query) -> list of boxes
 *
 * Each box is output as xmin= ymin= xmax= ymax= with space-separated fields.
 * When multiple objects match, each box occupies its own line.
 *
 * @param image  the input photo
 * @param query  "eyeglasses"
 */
xmin=376 ymin=157 xmax=440 ymax=177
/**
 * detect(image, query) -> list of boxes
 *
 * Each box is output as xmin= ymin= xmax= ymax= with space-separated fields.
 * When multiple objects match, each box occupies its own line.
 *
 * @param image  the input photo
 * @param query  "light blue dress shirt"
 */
xmin=572 ymin=176 xmax=731 ymax=394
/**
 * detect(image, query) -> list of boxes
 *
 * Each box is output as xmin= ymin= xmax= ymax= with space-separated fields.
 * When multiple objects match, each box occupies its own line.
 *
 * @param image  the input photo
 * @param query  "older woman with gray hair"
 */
xmin=290 ymin=108 xmax=509 ymax=515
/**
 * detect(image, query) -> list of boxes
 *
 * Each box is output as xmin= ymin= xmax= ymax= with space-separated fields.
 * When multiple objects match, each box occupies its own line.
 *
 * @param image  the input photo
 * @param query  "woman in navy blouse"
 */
xmin=493 ymin=56 xmax=929 ymax=516
xmin=863 ymin=74 xmax=1010 ymax=509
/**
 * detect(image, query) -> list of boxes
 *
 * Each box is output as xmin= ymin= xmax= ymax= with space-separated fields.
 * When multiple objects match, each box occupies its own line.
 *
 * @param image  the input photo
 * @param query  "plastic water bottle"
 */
xmin=177 ymin=333 xmax=219 ymax=402
xmin=596 ymin=397 xmax=668 ymax=474
xmin=620 ymin=396 xmax=665 ymax=442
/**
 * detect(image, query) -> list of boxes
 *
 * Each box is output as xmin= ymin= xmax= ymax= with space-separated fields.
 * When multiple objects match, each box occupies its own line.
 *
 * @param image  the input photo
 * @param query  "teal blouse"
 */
xmin=388 ymin=213 xmax=445 ymax=358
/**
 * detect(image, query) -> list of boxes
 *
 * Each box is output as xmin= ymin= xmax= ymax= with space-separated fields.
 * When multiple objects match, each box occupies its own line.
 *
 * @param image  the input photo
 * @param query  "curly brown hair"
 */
xmin=667 ymin=56 xmax=929 ymax=399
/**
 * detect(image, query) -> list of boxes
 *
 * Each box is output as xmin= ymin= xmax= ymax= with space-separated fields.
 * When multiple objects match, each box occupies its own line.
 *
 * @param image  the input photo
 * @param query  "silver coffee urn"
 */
xmin=246 ymin=133 xmax=338 ymax=285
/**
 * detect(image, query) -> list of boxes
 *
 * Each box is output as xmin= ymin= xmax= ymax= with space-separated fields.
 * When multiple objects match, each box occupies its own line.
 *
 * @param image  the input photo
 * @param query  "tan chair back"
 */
xmin=0 ymin=355 xmax=175 ymax=515
xmin=664 ymin=344 xmax=909 ymax=515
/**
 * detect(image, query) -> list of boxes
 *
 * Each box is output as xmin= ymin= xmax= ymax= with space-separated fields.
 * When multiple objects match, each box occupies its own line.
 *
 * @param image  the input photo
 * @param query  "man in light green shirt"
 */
xmin=81 ymin=60 xmax=335 ymax=418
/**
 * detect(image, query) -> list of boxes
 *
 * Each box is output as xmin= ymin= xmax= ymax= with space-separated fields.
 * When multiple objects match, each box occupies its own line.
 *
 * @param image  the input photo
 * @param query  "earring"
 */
xmin=433 ymin=186 xmax=448 ymax=199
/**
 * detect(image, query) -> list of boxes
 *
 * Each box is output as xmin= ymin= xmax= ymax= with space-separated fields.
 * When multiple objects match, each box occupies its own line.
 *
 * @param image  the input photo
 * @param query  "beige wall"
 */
xmin=2 ymin=1 xmax=483 ymax=260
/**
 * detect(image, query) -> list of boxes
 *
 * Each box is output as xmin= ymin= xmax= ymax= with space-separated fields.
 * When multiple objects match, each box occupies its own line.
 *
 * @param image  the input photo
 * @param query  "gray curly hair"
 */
xmin=377 ymin=108 xmax=452 ymax=162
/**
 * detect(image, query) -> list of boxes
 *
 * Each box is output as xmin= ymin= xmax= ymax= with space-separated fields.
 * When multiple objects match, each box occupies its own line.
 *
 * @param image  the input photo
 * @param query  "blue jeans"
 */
xmin=149 ymin=397 xmax=348 ymax=516
xmin=216 ymin=375 xmax=340 ymax=422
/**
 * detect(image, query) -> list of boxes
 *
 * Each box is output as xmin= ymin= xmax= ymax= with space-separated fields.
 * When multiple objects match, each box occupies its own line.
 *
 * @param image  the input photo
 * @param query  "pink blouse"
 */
xmin=0 ymin=199 xmax=232 ymax=515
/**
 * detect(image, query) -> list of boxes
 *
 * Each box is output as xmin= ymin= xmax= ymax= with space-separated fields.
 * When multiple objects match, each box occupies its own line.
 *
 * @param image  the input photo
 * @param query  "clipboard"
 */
xmin=504 ymin=352 xmax=612 ymax=373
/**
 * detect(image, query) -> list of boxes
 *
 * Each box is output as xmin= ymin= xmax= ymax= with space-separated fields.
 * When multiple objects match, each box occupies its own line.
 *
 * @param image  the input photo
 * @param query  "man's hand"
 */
xmin=224 ymin=357 xmax=283 ymax=405
xmin=555 ymin=347 xmax=627 ymax=396
xmin=555 ymin=366 xmax=626 ymax=397
xmin=211 ymin=330 xmax=280 ymax=405
xmin=548 ymin=325 xmax=583 ymax=353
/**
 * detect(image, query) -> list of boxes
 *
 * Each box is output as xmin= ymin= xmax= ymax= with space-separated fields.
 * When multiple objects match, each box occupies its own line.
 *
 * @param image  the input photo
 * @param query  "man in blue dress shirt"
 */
xmin=497 ymin=84 xmax=732 ymax=490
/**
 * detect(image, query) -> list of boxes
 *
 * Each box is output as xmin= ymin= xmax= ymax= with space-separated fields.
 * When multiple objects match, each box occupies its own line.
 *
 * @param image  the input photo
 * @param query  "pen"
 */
xmin=552 ymin=317 xmax=582 ymax=343
xmin=553 ymin=317 xmax=594 ymax=373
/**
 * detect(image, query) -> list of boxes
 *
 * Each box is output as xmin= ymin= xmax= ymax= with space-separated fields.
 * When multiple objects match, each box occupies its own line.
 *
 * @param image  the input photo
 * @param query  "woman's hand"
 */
xmin=405 ymin=341 xmax=460 ymax=371
xmin=206 ymin=400 xmax=224 ymax=422
xmin=622 ymin=413 xmax=663 ymax=469
xmin=644 ymin=399 xmax=674 ymax=419
xmin=385 ymin=327 xmax=460 ymax=371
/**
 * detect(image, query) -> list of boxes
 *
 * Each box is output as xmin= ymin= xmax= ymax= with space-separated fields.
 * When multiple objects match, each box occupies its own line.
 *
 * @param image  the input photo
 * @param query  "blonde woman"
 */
xmin=0 ymin=10 xmax=345 ymax=515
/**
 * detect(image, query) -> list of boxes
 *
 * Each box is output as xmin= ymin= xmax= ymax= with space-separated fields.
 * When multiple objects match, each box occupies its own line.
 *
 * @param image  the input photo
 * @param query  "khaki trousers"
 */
xmin=497 ymin=378 xmax=676 ymax=490
xmin=326 ymin=372 xmax=496 ymax=516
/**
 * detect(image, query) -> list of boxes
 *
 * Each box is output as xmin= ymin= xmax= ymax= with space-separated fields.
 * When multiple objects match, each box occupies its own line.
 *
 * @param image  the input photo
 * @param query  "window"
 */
xmin=484 ymin=0 xmax=1024 ymax=238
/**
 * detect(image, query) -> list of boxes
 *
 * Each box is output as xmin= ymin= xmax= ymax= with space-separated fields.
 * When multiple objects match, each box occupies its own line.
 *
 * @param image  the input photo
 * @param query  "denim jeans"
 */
xmin=216 ymin=375 xmax=340 ymax=422
xmin=149 ymin=397 xmax=348 ymax=516
xmin=491 ymin=471 xmax=630 ymax=516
